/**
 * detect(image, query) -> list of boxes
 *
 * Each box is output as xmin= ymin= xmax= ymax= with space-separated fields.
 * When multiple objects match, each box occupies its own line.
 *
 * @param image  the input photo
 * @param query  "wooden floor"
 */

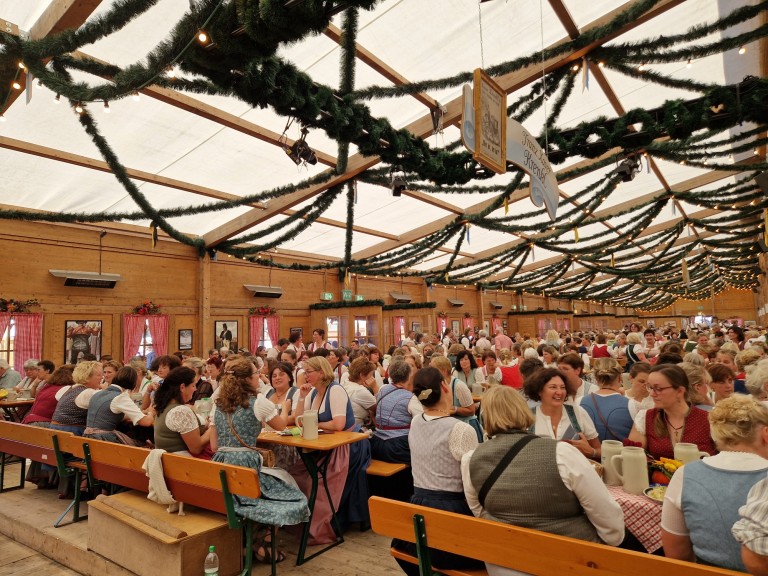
xmin=0 ymin=460 xmax=403 ymax=576
xmin=0 ymin=539 xmax=81 ymax=576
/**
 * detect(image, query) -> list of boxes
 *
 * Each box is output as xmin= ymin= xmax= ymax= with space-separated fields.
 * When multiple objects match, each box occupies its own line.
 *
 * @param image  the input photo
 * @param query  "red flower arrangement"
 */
xmin=132 ymin=301 xmax=162 ymax=315
xmin=249 ymin=306 xmax=276 ymax=316
xmin=0 ymin=298 xmax=39 ymax=313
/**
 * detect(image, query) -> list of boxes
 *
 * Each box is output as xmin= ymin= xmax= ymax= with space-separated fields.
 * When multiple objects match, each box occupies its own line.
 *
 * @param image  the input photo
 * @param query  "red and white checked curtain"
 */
xmin=394 ymin=316 xmax=405 ymax=344
xmin=266 ymin=316 xmax=279 ymax=347
xmin=250 ymin=316 xmax=279 ymax=352
xmin=462 ymin=316 xmax=474 ymax=330
xmin=250 ymin=315 xmax=264 ymax=353
xmin=436 ymin=316 xmax=447 ymax=336
xmin=0 ymin=313 xmax=10 ymax=348
xmin=10 ymin=313 xmax=42 ymax=372
xmin=123 ymin=315 xmax=147 ymax=363
xmin=491 ymin=317 xmax=502 ymax=335
xmin=147 ymin=315 xmax=169 ymax=358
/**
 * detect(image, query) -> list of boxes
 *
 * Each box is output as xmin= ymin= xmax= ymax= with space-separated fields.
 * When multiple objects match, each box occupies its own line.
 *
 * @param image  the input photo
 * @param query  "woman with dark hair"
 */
xmin=265 ymin=362 xmax=301 ymax=470
xmin=462 ymin=386 xmax=623 ymax=576
xmin=524 ymin=368 xmax=600 ymax=460
xmin=343 ymin=357 xmax=378 ymax=428
xmin=727 ymin=325 xmax=746 ymax=350
xmin=23 ymin=365 xmax=75 ymax=488
xmin=627 ymin=364 xmax=716 ymax=459
xmin=307 ymin=328 xmax=331 ymax=353
xmin=153 ymin=366 xmax=212 ymax=458
xmin=84 ymin=366 xmax=153 ymax=444
xmin=452 ymin=350 xmax=480 ymax=392
xmin=290 ymin=356 xmax=371 ymax=544
xmin=393 ymin=366 xmax=483 ymax=576
xmin=210 ymin=358 xmax=309 ymax=564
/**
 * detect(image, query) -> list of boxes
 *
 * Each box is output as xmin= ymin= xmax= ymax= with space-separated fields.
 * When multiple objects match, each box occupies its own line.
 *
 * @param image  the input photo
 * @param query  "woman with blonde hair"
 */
xmin=745 ymin=358 xmax=768 ymax=402
xmin=291 ymin=356 xmax=371 ymax=543
xmin=462 ymin=386 xmax=623 ymax=576
xmin=578 ymin=358 xmax=633 ymax=442
xmin=210 ymin=358 xmax=308 ymax=564
xmin=680 ymin=362 xmax=713 ymax=411
xmin=662 ymin=395 xmax=768 ymax=571
xmin=624 ymin=332 xmax=649 ymax=372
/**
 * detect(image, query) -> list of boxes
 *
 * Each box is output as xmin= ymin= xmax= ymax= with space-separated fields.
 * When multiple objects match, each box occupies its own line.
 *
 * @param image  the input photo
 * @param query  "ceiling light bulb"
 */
xmin=638 ymin=63 xmax=645 ymax=72
xmin=18 ymin=62 xmax=26 ymax=70
xmin=54 ymin=93 xmax=61 ymax=103
xmin=75 ymin=103 xmax=84 ymax=114
xmin=166 ymin=66 xmax=177 ymax=79
xmin=103 ymin=101 xmax=110 ymax=113
xmin=598 ymin=61 xmax=605 ymax=68
xmin=739 ymin=46 xmax=746 ymax=55
xmin=197 ymin=31 xmax=208 ymax=43
xmin=686 ymin=59 xmax=692 ymax=69
xmin=12 ymin=81 xmax=21 ymax=90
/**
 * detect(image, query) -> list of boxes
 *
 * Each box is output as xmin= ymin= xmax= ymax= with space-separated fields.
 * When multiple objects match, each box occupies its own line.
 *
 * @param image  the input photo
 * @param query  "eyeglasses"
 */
xmin=646 ymin=385 xmax=674 ymax=394
xmin=304 ymin=369 xmax=315 ymax=374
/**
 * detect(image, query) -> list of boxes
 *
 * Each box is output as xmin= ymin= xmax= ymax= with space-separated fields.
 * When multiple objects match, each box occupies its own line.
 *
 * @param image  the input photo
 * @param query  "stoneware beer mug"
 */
xmin=674 ymin=442 xmax=709 ymax=464
xmin=296 ymin=409 xmax=319 ymax=440
xmin=611 ymin=446 xmax=650 ymax=495
xmin=601 ymin=440 xmax=624 ymax=486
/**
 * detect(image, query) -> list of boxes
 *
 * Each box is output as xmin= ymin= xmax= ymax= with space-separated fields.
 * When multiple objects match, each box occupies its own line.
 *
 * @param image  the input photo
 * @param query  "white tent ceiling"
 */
xmin=0 ymin=0 xmax=765 ymax=310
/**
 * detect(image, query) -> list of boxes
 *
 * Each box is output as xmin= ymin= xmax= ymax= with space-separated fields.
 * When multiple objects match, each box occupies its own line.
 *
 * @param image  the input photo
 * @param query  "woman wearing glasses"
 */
xmin=627 ymin=364 xmax=716 ymax=459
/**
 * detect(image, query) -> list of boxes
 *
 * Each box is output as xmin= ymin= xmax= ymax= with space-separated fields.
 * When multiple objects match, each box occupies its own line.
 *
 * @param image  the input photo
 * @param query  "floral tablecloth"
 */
xmin=607 ymin=485 xmax=662 ymax=553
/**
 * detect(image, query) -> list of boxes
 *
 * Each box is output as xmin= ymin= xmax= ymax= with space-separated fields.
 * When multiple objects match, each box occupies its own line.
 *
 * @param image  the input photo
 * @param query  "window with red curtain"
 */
xmin=249 ymin=315 xmax=264 ymax=353
xmin=3 ymin=313 xmax=41 ymax=372
xmin=147 ymin=315 xmax=169 ymax=358
xmin=491 ymin=317 xmax=502 ymax=335
xmin=436 ymin=316 xmax=447 ymax=336
xmin=462 ymin=316 xmax=473 ymax=330
xmin=394 ymin=316 xmax=405 ymax=344
xmin=123 ymin=315 xmax=148 ymax=363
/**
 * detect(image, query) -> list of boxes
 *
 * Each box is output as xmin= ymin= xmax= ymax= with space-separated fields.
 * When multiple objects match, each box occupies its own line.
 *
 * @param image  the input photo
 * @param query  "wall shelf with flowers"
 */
xmin=0 ymin=298 xmax=40 ymax=313
xmin=132 ymin=301 xmax=162 ymax=315
xmin=249 ymin=306 xmax=277 ymax=316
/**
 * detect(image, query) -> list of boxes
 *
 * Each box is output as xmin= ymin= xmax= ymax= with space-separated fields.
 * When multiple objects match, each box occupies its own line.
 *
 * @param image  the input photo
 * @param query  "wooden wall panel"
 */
xmin=0 ymin=220 xmax=761 ymax=365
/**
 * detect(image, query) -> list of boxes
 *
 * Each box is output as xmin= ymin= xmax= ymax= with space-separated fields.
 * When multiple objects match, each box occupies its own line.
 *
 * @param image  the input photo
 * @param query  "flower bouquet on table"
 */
xmin=648 ymin=457 xmax=683 ymax=486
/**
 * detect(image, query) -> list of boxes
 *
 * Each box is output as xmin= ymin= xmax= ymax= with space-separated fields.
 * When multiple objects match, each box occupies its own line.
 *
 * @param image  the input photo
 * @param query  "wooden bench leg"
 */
xmin=0 ymin=451 xmax=26 ymax=493
xmin=54 ymin=468 xmax=88 ymax=528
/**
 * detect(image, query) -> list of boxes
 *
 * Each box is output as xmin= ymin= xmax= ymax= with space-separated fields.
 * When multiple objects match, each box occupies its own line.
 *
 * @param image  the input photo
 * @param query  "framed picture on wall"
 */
xmin=451 ymin=320 xmax=460 ymax=334
xmin=411 ymin=322 xmax=421 ymax=334
xmin=178 ymin=329 xmax=193 ymax=351
xmin=65 ymin=320 xmax=102 ymax=364
xmin=215 ymin=321 xmax=238 ymax=353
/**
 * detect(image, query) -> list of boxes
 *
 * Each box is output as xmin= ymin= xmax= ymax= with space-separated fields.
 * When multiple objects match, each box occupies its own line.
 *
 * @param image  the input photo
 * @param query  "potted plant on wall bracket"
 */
xmin=437 ymin=311 xmax=447 ymax=318
xmin=464 ymin=312 xmax=472 ymax=318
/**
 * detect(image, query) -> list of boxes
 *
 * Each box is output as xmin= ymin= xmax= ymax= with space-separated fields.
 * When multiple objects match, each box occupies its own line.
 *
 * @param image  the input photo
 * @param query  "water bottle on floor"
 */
xmin=204 ymin=545 xmax=219 ymax=575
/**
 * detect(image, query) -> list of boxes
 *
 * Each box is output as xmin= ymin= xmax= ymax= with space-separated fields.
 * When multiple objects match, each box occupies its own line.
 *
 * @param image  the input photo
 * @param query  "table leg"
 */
xmin=295 ymin=447 xmax=344 ymax=565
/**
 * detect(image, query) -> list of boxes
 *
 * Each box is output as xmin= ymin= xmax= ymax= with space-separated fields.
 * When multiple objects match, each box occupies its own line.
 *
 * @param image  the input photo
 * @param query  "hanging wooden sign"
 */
xmin=462 ymin=69 xmax=559 ymax=221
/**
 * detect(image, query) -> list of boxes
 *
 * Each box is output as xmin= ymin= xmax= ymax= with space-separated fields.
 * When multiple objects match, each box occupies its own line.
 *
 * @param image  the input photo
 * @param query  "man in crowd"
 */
xmin=267 ymin=338 xmax=289 ymax=360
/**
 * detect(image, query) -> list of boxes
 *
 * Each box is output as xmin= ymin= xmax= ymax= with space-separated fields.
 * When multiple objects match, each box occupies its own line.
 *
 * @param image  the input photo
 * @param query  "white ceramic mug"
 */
xmin=296 ymin=410 xmax=319 ymax=440
xmin=674 ymin=442 xmax=709 ymax=464
xmin=601 ymin=440 xmax=624 ymax=486
xmin=611 ymin=446 xmax=650 ymax=495
xmin=20 ymin=389 xmax=32 ymax=399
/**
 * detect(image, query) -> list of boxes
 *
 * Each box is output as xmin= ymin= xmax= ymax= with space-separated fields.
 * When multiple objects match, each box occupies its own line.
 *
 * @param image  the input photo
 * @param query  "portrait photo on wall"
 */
xmin=65 ymin=320 xmax=102 ymax=363
xmin=215 ymin=321 xmax=238 ymax=353
xmin=178 ymin=329 xmax=193 ymax=351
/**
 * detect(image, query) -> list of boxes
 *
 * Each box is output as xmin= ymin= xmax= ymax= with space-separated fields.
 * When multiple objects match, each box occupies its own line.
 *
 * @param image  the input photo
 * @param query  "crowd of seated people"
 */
xmin=5 ymin=321 xmax=768 ymax=573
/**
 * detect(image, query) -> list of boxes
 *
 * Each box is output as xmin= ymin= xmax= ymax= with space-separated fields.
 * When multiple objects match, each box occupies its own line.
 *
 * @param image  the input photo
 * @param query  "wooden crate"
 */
xmin=87 ymin=491 xmax=241 ymax=576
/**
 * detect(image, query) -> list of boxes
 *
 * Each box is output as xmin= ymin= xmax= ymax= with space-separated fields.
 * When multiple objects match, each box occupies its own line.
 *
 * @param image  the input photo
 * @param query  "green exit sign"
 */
xmin=342 ymin=289 xmax=353 ymax=301
xmin=320 ymin=292 xmax=333 ymax=301
xmin=355 ymin=295 xmax=364 ymax=301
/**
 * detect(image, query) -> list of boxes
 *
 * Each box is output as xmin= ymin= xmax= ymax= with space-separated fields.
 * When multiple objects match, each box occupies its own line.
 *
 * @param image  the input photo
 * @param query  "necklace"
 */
xmin=664 ymin=411 xmax=686 ymax=442
xmin=425 ymin=408 xmax=451 ymax=417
